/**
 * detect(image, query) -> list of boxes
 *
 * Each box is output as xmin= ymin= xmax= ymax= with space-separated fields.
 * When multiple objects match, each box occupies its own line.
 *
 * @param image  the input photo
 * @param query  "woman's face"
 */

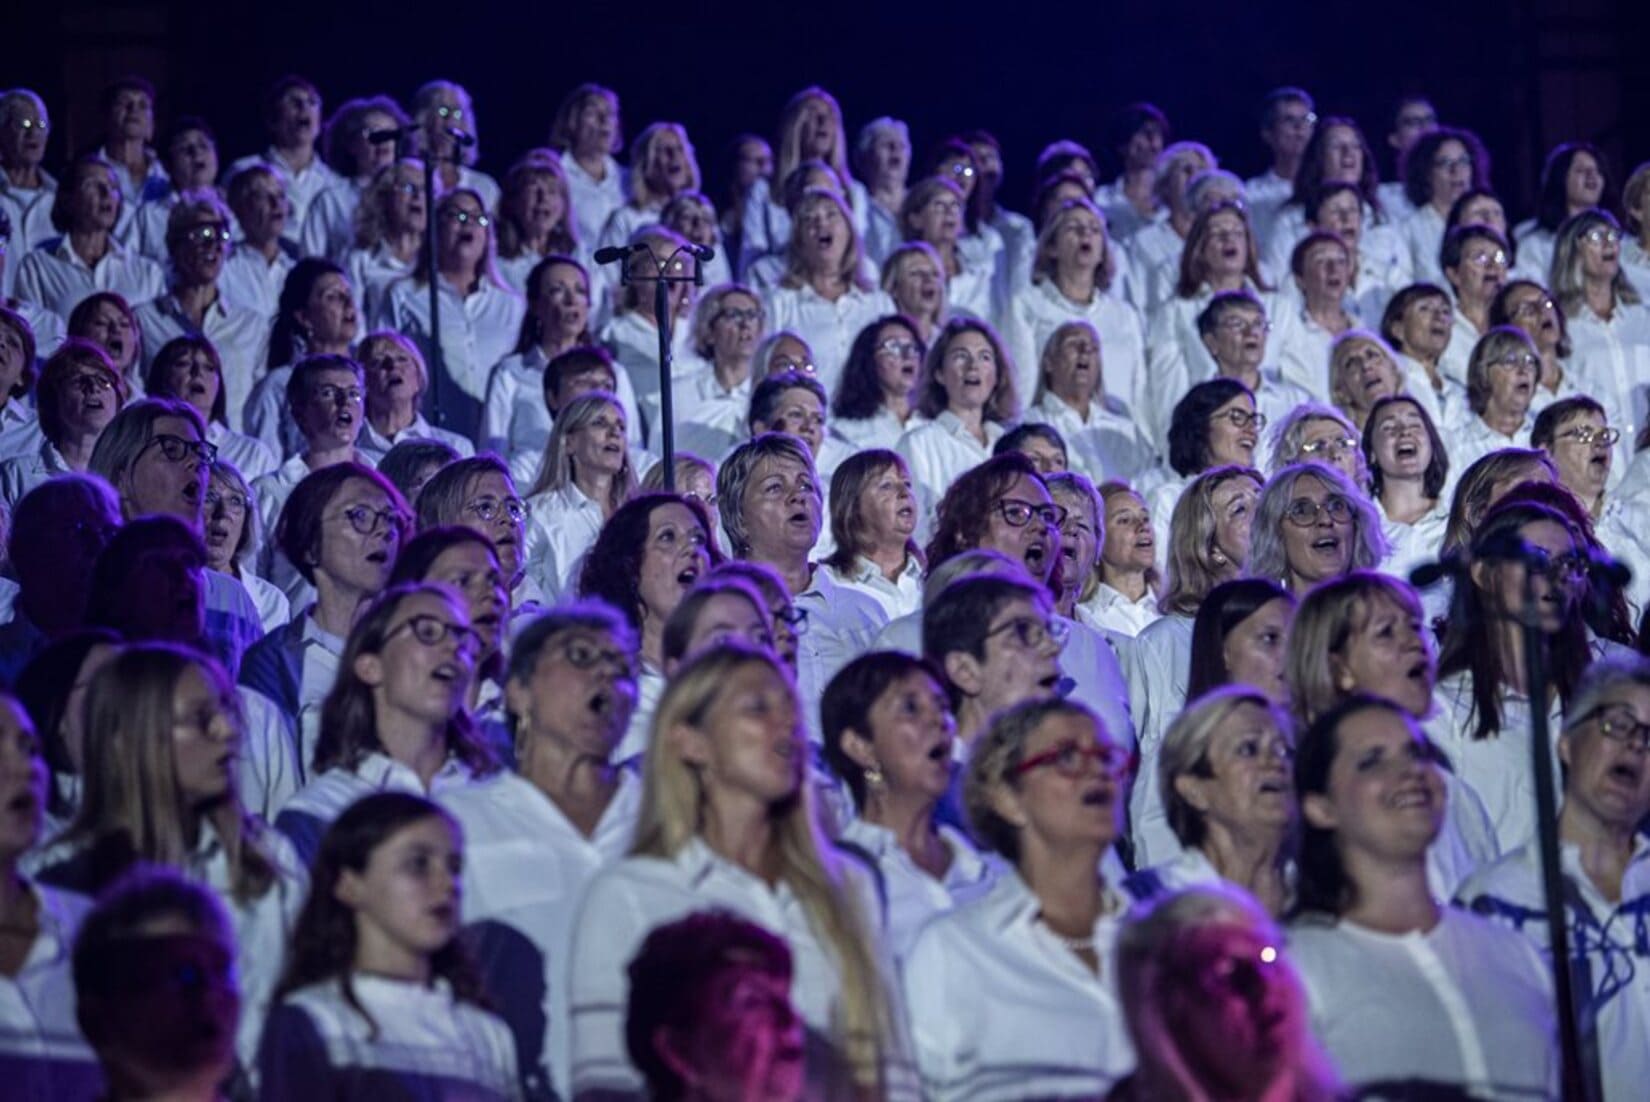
xmin=71 ymin=164 xmax=121 ymax=234
xmin=1457 ymin=194 xmax=1506 ymax=237
xmin=1278 ymin=474 xmax=1354 ymax=588
xmin=869 ymin=129 xmax=909 ymax=184
xmin=1209 ymin=477 xmax=1260 ymax=575
xmin=796 ymin=198 xmax=849 ymax=274
xmin=936 ymin=329 xmax=998 ymax=415
xmin=169 ymin=663 xmax=239 ymax=808
xmin=573 ymin=94 xmax=617 ymax=158
xmin=294 ymin=367 xmax=363 ymax=451
xmin=1296 ymin=240 xmax=1350 ymax=304
xmin=509 ymin=171 xmax=566 ymax=239
xmin=1222 ymin=601 xmax=1294 ymax=703
xmin=387 ymin=165 xmax=428 ymax=234
xmin=534 ymin=262 xmax=591 ymax=343
xmin=741 ymin=454 xmax=822 ymax=559
xmin=437 ymin=194 xmax=489 ymax=271
xmin=1399 ymin=293 xmax=1453 ymax=359
xmin=756 ymin=388 xmax=826 ymax=457
xmin=1297 ymin=417 xmax=1367 ymax=487
xmin=1014 ymin=435 xmax=1067 ymax=476
xmin=352 ymin=110 xmax=400 ymax=177
xmin=1101 ymin=490 xmax=1155 ymax=576
xmin=425 ymin=541 xmax=508 ymax=659
xmin=1 ymin=98 xmax=49 ymax=169
xmin=1333 ymin=592 xmax=1435 ymax=718
xmin=0 ymin=324 xmax=26 ymax=399
xmin=709 ymin=291 xmax=762 ymax=365
xmin=982 ymin=473 xmax=1061 ymax=583
xmin=56 ymin=362 xmax=121 ymax=437
xmin=637 ymin=502 xmax=711 ymax=625
xmin=1578 ymin=221 xmax=1622 ymax=282
xmin=125 ymin=413 xmax=211 ymax=524
xmin=862 ymin=669 xmax=955 ymax=803
xmin=107 ymin=87 xmax=153 ymax=142
xmin=1477 ymin=518 xmax=1582 ymax=633
xmin=316 ymin=476 xmax=402 ymax=596
xmin=1165 ymin=919 xmax=1305 ymax=1097
xmin=666 ymin=198 xmax=715 ymax=247
xmin=511 ymin=625 xmax=637 ymax=758
xmin=343 ymin=814 xmax=464 ymax=962
xmin=456 ymin=471 xmax=525 ymax=586
xmin=1123 ymin=121 xmax=1164 ymax=171
xmin=1447 ymin=235 xmax=1508 ymax=305
xmin=1044 ymin=325 xmax=1102 ymax=403
xmin=202 ymin=475 xmax=247 ymax=575
xmin=1052 ymin=207 xmax=1105 ymax=275
xmin=272 ymin=84 xmax=321 ymax=150
xmin=734 ymin=137 xmax=773 ymax=190
xmin=234 ymin=171 xmax=288 ymax=245
xmin=0 ymin=697 xmax=46 ymax=858
xmin=1204 ymin=305 xmax=1268 ymax=376
xmin=163 ymin=347 xmax=220 ymax=421
xmin=682 ymin=593 xmax=775 ymax=661
xmin=1051 ymin=487 xmax=1099 ymax=605
xmin=1007 ymin=712 xmax=1124 ymax=853
xmin=870 ymin=323 xmax=922 ymax=401
xmin=1313 ymin=190 xmax=1362 ymax=246
xmin=1369 ymin=401 xmax=1432 ymax=485
xmin=166 ymin=128 xmax=219 ymax=190
xmin=856 ymin=462 xmax=917 ymax=550
xmin=1206 ymin=392 xmax=1259 ymax=468
xmin=888 ymin=251 xmax=944 ymax=319
xmin=78 ymin=300 xmax=138 ymax=372
xmin=1566 ymin=152 xmax=1604 ymax=210
xmin=1483 ymin=344 xmax=1538 ymax=418
xmin=682 ymin=660 xmax=805 ymax=807
xmin=1200 ymin=211 xmax=1249 ymax=280
xmin=1178 ymin=701 xmax=1295 ymax=836
xmin=1546 ymin=407 xmax=1614 ymax=505
xmin=646 ymin=128 xmax=691 ymax=194
xmin=1501 ymin=284 xmax=1562 ymax=354
xmin=1331 ymin=340 xmax=1400 ymax=416
xmin=361 ymin=337 xmax=425 ymax=413
xmin=170 ymin=210 xmax=230 ymax=287
xmin=1305 ymin=707 xmax=1444 ymax=864
xmin=764 ymin=334 xmax=814 ymax=377
xmin=421 ymin=88 xmax=471 ymax=160
xmin=912 ymin=188 xmax=963 ymax=245
xmin=796 ymin=97 xmax=837 ymax=160
xmin=1320 ymin=125 xmax=1365 ymax=184
xmin=1428 ymin=139 xmax=1473 ymax=208
xmin=567 ymin=401 xmax=628 ymax=478
xmin=366 ymin=590 xmax=478 ymax=726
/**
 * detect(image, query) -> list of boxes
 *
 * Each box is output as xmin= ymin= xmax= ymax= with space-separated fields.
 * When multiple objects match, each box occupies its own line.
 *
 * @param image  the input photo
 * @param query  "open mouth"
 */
xmin=431 ymin=661 xmax=465 ymax=684
xmin=333 ymin=411 xmax=355 ymax=429
xmin=1606 ymin=758 xmax=1644 ymax=789
xmin=1133 ymin=531 xmax=1155 ymax=550
xmin=1310 ymin=534 xmax=1342 ymax=556
xmin=1405 ymin=660 xmax=1430 ymax=683
xmin=106 ymin=337 xmax=126 ymax=359
xmin=1394 ymin=439 xmax=1419 ymax=460
xmin=1238 ymin=434 xmax=1257 ymax=452
xmin=1389 ymin=783 xmax=1433 ymax=810
xmin=429 ymin=902 xmax=457 ymax=927
xmin=926 ymin=737 xmax=953 ymax=763
xmin=588 ymin=687 xmax=615 ymax=717
xmin=365 ymin=548 xmax=390 ymax=565
xmin=677 ymin=563 xmax=701 ymax=588
xmin=1255 ymin=776 xmax=1289 ymax=797
xmin=206 ymin=523 xmax=232 ymax=546
xmin=1023 ymin=543 xmax=1047 ymax=573
xmin=1080 ymin=783 xmax=1114 ymax=807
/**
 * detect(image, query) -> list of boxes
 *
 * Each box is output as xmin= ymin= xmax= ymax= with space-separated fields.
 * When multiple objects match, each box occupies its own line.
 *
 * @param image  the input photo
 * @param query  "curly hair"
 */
xmin=924 ymin=452 xmax=1040 ymax=571
xmin=576 ymin=493 xmax=721 ymax=631
xmin=832 ymin=315 xmax=925 ymax=421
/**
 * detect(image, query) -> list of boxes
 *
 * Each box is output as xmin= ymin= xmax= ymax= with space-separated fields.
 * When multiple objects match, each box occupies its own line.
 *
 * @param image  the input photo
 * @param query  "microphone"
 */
xmin=684 ymin=242 xmax=716 ymax=263
xmin=1583 ymin=545 xmax=1632 ymax=590
xmin=593 ymin=244 xmax=645 ymax=265
xmin=367 ymin=125 xmax=416 ymax=144
xmin=444 ymin=127 xmax=476 ymax=148
xmin=1409 ymin=550 xmax=1466 ymax=590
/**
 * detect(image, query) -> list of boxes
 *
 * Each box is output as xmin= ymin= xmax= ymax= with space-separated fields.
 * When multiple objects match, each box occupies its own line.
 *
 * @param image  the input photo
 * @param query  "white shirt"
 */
xmin=344 ymin=242 xmax=415 ymax=323
xmin=1077 ymin=582 xmax=1161 ymax=639
xmin=1122 ymin=612 xmax=1194 ymax=865
xmin=1460 ymin=836 xmax=1650 ymax=1102
xmin=1566 ymin=302 xmax=1650 ymax=442
xmin=0 ymin=402 xmax=44 ymax=467
xmin=479 ymin=346 xmax=645 ymax=472
xmin=764 ymin=283 xmax=896 ymax=398
xmin=596 ymin=310 xmax=696 ymax=449
xmin=275 ymin=752 xmax=487 ymax=865
xmin=355 ymin=413 xmax=474 ymax=467
xmin=794 ymin=564 xmax=890 ymax=738
xmin=903 ymin=871 xmax=1135 ymax=1101
xmin=1288 ymin=907 xmax=1557 ymax=1099
xmin=133 ymin=291 xmax=271 ymax=431
xmin=1404 ymin=204 xmax=1449 ymax=286
xmin=1269 ymin=299 xmax=1350 ymax=401
xmin=673 ymin=362 xmax=752 ymax=460
xmin=13 ymin=235 xmax=164 ymax=320
xmin=259 ymin=975 xmax=519 ymax=1101
xmin=0 ymin=170 xmax=57 ymax=297
xmin=0 ymin=438 xmax=73 ymax=511
xmin=238 ymin=569 xmax=290 ymax=634
xmin=208 ymin=420 xmax=278 ymax=480
xmin=1142 ymin=282 xmax=1276 ymax=448
xmin=0 ymin=881 xmax=100 ymax=1101
xmin=829 ymin=407 xmax=926 ymax=453
xmin=1397 ymin=352 xmax=1472 ymax=435
xmin=298 ymin=177 xmax=363 ymax=265
xmin=1450 ymin=411 xmax=1534 ymax=478
xmin=218 ymin=241 xmax=296 ymax=322
xmin=444 ymin=769 xmax=640 ymax=1099
xmin=563 ymin=154 xmax=626 ymax=253
xmin=231 ymin=148 xmax=342 ymax=237
xmin=895 ymin=412 xmax=1006 ymax=537
xmin=1621 ymin=238 xmax=1650 ymax=302
xmin=522 ymin=482 xmax=606 ymax=601
xmin=822 ymin=554 xmax=923 ymax=622
xmin=838 ymin=818 xmax=996 ymax=961
xmin=1002 ymin=279 xmax=1148 ymax=422
xmin=568 ymin=836 xmax=903 ymax=1098
xmin=242 ymin=364 xmax=304 ymax=461
xmin=236 ymin=612 xmax=346 ymax=819
xmin=130 ymin=193 xmax=242 ymax=264
xmin=382 ymin=276 xmax=526 ymax=405
xmin=612 ymin=665 xmax=665 ymax=767
xmin=1378 ymin=498 xmax=1449 ymax=586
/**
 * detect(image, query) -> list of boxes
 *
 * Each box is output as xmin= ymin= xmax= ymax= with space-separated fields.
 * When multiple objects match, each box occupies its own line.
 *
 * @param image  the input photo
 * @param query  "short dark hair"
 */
xmin=276 ymin=463 xmax=406 ymax=586
xmin=1531 ymin=395 xmax=1608 ymax=451
xmin=1260 ymin=86 xmax=1314 ymax=128
xmin=749 ymin=370 xmax=827 ymax=433
xmin=377 ymin=439 xmax=461 ymax=506
xmin=1168 ymin=378 xmax=1251 ymax=477
xmin=1196 ymin=289 xmax=1265 ymax=339
xmin=994 ymin=423 xmax=1067 ymax=465
xmin=1379 ymin=282 xmax=1451 ymax=353
xmin=822 ymin=651 xmax=945 ymax=808
xmin=922 ymin=574 xmax=1046 ymax=706
xmin=543 ymin=345 xmax=616 ymax=412
xmin=1439 ymin=223 xmax=1508 ymax=282
xmin=1186 ymin=578 xmax=1294 ymax=702
xmin=285 ymin=353 xmax=363 ymax=413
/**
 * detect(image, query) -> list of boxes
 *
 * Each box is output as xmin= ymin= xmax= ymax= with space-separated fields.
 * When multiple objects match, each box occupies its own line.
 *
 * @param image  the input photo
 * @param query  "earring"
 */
xmin=1211 ymin=548 xmax=1228 ymax=566
xmin=865 ymin=766 xmax=885 ymax=789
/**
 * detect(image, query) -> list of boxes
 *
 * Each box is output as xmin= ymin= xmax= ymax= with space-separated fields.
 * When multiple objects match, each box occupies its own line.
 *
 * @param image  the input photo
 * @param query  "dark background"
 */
xmin=12 ymin=0 xmax=1648 ymax=219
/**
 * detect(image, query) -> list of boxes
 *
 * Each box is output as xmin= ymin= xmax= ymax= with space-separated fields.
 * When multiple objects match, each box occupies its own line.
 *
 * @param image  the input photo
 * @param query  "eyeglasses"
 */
xmin=876 ymin=338 xmax=921 ymax=360
xmin=65 ymin=373 xmax=115 ymax=395
xmin=442 ymin=208 xmax=490 ymax=227
xmin=995 ymin=498 xmax=1068 ymax=529
xmin=205 ymin=488 xmax=247 ymax=515
xmin=1464 ymin=249 xmax=1508 ymax=269
xmin=386 ymin=613 xmax=480 ymax=656
xmin=1434 ymin=155 xmax=1474 ymax=172
xmin=1585 ymin=705 xmax=1650 ymax=752
xmin=142 ymin=433 xmax=218 ymax=465
xmin=1299 ymin=435 xmax=1360 ymax=459
xmin=1556 ymin=425 xmax=1620 ymax=448
xmin=310 ymin=384 xmax=364 ymax=405
xmin=984 ymin=615 xmax=1070 ymax=652
xmin=1010 ymin=738 xmax=1127 ymax=779
xmin=558 ymin=635 xmax=636 ymax=677
xmin=1278 ymin=111 xmax=1317 ymax=130
xmin=716 ymin=307 xmax=762 ymax=326
xmin=393 ymin=181 xmax=422 ymax=197
xmin=1217 ymin=317 xmax=1271 ymax=335
xmin=1213 ymin=408 xmax=1267 ymax=430
xmin=435 ymin=105 xmax=465 ymax=121
xmin=181 ymin=223 xmax=231 ymax=246
xmin=1582 ymin=227 xmax=1623 ymax=248
xmin=771 ymin=356 xmax=816 ymax=375
xmin=1490 ymin=353 xmax=1539 ymax=373
xmin=8 ymin=117 xmax=49 ymax=134
xmin=464 ymin=497 xmax=527 ymax=524
xmin=1283 ymin=495 xmax=1353 ymax=526
xmin=1524 ymin=548 xmax=1588 ymax=584
xmin=947 ymin=163 xmax=976 ymax=180
xmin=335 ymin=504 xmax=405 ymax=535
xmin=1511 ymin=296 xmax=1556 ymax=319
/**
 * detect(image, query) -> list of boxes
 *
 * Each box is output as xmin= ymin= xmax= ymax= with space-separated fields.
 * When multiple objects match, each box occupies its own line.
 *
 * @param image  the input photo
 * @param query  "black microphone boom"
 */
xmin=592 ymin=244 xmax=638 ymax=265
xmin=445 ymin=127 xmax=476 ymax=147
xmin=367 ymin=125 xmax=417 ymax=144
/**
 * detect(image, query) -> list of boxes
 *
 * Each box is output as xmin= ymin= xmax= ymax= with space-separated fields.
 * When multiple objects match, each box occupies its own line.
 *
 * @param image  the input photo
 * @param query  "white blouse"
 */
xmin=0 ymin=881 xmax=100 ymax=1100
xmin=218 ymin=242 xmax=296 ymax=321
xmin=522 ymin=482 xmax=607 ymax=601
xmin=13 ymin=235 xmax=165 ymax=320
xmin=765 ymin=283 xmax=897 ymax=399
xmin=822 ymin=555 xmax=923 ymax=622
xmin=382 ymin=277 xmax=526 ymax=407
xmin=1122 ymin=611 xmax=1194 ymax=866
xmin=133 ymin=292 xmax=271 ymax=432
xmin=895 ymin=412 xmax=1006 ymax=536
xmin=1002 ymin=279 xmax=1148 ymax=421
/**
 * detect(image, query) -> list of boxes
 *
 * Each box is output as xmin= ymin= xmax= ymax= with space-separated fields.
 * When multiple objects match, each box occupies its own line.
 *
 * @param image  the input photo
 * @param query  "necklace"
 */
xmin=1040 ymin=917 xmax=1096 ymax=952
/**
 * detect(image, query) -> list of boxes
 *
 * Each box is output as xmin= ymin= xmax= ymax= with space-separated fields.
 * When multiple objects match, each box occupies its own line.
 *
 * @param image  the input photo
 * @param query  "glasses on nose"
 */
xmin=205 ymin=488 xmax=247 ymax=515
xmin=394 ymin=181 xmax=423 ymax=197
xmin=996 ymin=498 xmax=1068 ymax=528
xmin=443 ymin=209 xmax=490 ymax=227
xmin=1465 ymin=249 xmax=1508 ymax=269
xmin=1517 ymin=548 xmax=1588 ymax=585
xmin=1557 ymin=425 xmax=1620 ymax=448
xmin=311 ymin=384 xmax=364 ymax=405
xmin=388 ymin=614 xmax=481 ymax=655
xmin=1284 ymin=495 xmax=1353 ymax=526
xmin=716 ymin=307 xmax=761 ymax=326
xmin=1207 ymin=228 xmax=1247 ymax=245
xmin=1435 ymin=155 xmax=1473 ymax=172
xmin=1586 ymin=705 xmax=1650 ymax=752
xmin=181 ymin=223 xmax=231 ymax=245
xmin=1582 ymin=227 xmax=1622 ymax=248
xmin=1299 ymin=435 xmax=1360 ymax=459
xmin=1217 ymin=317 xmax=1270 ymax=335
xmin=336 ymin=504 xmax=404 ymax=535
xmin=436 ymin=105 xmax=465 ymax=121
xmin=464 ymin=497 xmax=527 ymax=524
xmin=876 ymin=338 xmax=920 ymax=359
xmin=772 ymin=356 xmax=816 ymax=375
xmin=1280 ymin=112 xmax=1317 ymax=130
xmin=10 ymin=117 xmax=49 ymax=134
xmin=985 ymin=614 xmax=1070 ymax=653
xmin=144 ymin=433 xmax=219 ymax=465
xmin=66 ymin=373 xmax=115 ymax=395
xmin=1009 ymin=738 xmax=1126 ymax=779
xmin=561 ymin=636 xmax=636 ymax=676
xmin=1213 ymin=408 xmax=1267 ymax=430
xmin=1491 ymin=353 xmax=1539 ymax=373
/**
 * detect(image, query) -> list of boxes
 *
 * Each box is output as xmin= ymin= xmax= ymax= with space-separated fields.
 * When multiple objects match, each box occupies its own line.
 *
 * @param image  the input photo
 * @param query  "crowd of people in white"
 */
xmin=0 ymin=70 xmax=1648 ymax=1100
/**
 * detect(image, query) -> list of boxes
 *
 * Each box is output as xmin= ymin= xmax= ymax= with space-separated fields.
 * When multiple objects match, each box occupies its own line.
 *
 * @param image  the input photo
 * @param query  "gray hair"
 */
xmin=208 ymin=459 xmax=260 ymax=569
xmin=164 ymin=188 xmax=234 ymax=254
xmin=715 ymin=432 xmax=819 ymax=558
xmin=689 ymin=283 xmax=764 ymax=360
xmin=921 ymin=547 xmax=1022 ymax=604
xmin=88 ymin=398 xmax=207 ymax=518
xmin=1563 ymin=654 xmax=1650 ymax=735
xmin=855 ymin=116 xmax=910 ymax=162
xmin=1160 ymin=686 xmax=1292 ymax=848
xmin=1245 ymin=463 xmax=1389 ymax=585
xmin=0 ymin=89 xmax=47 ymax=129
xmin=1186 ymin=169 xmax=1245 ymax=214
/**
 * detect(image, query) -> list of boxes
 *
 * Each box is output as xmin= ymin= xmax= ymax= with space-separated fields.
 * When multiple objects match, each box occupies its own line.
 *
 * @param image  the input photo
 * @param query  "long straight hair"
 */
xmin=526 ymin=390 xmax=635 ymax=503
xmin=633 ymin=643 xmax=901 ymax=1090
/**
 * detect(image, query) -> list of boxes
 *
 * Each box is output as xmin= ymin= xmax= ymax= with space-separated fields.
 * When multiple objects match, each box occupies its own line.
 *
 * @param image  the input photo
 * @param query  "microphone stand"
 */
xmin=423 ymin=145 xmax=450 ymax=431
xmin=609 ymin=245 xmax=706 ymax=491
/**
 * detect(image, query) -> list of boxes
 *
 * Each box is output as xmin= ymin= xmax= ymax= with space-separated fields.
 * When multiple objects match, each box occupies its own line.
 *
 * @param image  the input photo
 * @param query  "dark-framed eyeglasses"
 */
xmin=143 ymin=433 xmax=218 ymax=465
xmin=386 ymin=613 xmax=481 ymax=655
xmin=995 ymin=498 xmax=1068 ymax=529
xmin=1585 ymin=705 xmax=1650 ymax=752
xmin=984 ymin=615 xmax=1070 ymax=652
xmin=335 ymin=504 xmax=405 ymax=536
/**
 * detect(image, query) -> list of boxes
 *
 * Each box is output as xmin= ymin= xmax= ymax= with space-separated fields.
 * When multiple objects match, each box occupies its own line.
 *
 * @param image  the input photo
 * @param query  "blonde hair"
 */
xmin=1159 ymin=686 xmax=1292 ymax=847
xmin=1284 ymin=571 xmax=1425 ymax=724
xmin=629 ymin=122 xmax=700 ymax=210
xmin=776 ymin=87 xmax=850 ymax=188
xmin=634 ymin=644 xmax=901 ymax=1088
xmin=1161 ymin=466 xmax=1262 ymax=616
xmin=1031 ymin=197 xmax=1115 ymax=293
xmin=353 ymin=158 xmax=428 ymax=251
xmin=879 ymin=241 xmax=946 ymax=329
xmin=527 ymin=390 xmax=634 ymax=506
xmin=780 ymin=187 xmax=871 ymax=292
xmin=688 ymin=283 xmax=764 ymax=359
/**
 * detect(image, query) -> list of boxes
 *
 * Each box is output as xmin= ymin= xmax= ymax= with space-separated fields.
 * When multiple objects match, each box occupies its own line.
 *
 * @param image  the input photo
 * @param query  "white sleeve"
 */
xmin=479 ymin=362 xmax=516 ymax=457
xmin=235 ymin=687 xmax=303 ymax=822
xmin=900 ymin=925 xmax=965 ymax=1101
xmin=566 ymin=873 xmax=650 ymax=1098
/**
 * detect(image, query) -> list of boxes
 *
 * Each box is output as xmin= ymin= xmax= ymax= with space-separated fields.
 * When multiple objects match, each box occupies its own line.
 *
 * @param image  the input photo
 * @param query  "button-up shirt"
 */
xmin=231 ymin=148 xmax=342 ymax=238
xmin=794 ymin=564 xmax=889 ymax=737
xmin=344 ymin=242 xmax=415 ymax=323
xmin=1078 ymin=582 xmax=1161 ymax=639
xmin=0 ymin=170 xmax=57 ymax=298
xmin=1003 ymin=278 xmax=1149 ymax=420
xmin=218 ymin=240 xmax=297 ymax=320
xmin=0 ymin=881 xmax=101 ymax=1102
xmin=354 ymin=412 xmax=474 ymax=467
xmin=134 ymin=290 xmax=270 ymax=431
xmin=838 ymin=818 xmax=997 ymax=960
xmin=523 ymin=482 xmax=607 ymax=601
xmin=765 ymin=282 xmax=896 ymax=397
xmin=564 ymin=154 xmax=626 ymax=251
xmin=673 ymin=362 xmax=752 ymax=460
xmin=13 ymin=235 xmax=165 ymax=319
xmin=824 ymin=554 xmax=923 ymax=622
xmin=896 ymin=411 xmax=1006 ymax=537
xmin=275 ymin=752 xmax=488 ymax=866
xmin=1567 ymin=302 xmax=1650 ymax=443
xmin=1026 ymin=391 xmax=1159 ymax=486
xmin=298 ymin=177 xmax=363 ymax=264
